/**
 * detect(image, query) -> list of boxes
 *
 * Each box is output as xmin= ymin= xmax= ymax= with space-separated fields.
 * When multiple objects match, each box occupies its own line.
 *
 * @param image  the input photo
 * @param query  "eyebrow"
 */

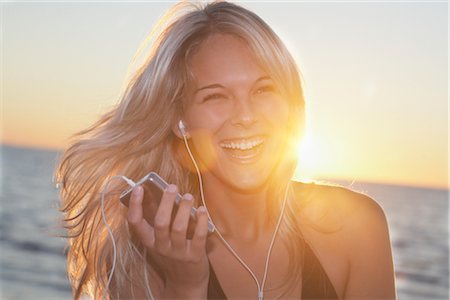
xmin=194 ymin=76 xmax=272 ymax=94
xmin=194 ymin=83 xmax=224 ymax=93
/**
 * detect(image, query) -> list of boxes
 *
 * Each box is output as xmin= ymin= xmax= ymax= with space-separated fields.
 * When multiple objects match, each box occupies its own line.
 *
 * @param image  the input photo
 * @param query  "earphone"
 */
xmin=178 ymin=119 xmax=188 ymax=137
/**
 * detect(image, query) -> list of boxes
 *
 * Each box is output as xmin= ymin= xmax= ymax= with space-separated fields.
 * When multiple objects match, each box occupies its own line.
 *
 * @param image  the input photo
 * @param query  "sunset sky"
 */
xmin=2 ymin=1 xmax=448 ymax=189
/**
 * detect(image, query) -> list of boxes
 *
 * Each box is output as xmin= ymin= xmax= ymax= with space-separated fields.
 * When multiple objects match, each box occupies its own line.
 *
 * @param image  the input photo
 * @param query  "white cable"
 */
xmin=143 ymin=249 xmax=155 ymax=300
xmin=101 ymin=175 xmax=136 ymax=300
xmin=99 ymin=135 xmax=288 ymax=300
xmin=182 ymin=134 xmax=290 ymax=300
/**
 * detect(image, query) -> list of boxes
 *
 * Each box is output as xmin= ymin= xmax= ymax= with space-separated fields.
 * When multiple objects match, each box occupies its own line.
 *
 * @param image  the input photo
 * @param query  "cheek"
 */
xmin=258 ymin=97 xmax=290 ymax=127
xmin=187 ymin=128 xmax=218 ymax=171
xmin=184 ymin=107 xmax=227 ymax=170
xmin=186 ymin=105 xmax=229 ymax=133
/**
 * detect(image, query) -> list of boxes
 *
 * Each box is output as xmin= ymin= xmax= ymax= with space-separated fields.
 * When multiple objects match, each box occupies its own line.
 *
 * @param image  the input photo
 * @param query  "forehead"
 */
xmin=188 ymin=33 xmax=267 ymax=86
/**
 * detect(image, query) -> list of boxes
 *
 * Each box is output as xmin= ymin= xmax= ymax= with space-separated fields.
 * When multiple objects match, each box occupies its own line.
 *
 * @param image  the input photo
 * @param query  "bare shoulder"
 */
xmin=291 ymin=180 xmax=388 ymax=234
xmin=291 ymin=181 xmax=396 ymax=299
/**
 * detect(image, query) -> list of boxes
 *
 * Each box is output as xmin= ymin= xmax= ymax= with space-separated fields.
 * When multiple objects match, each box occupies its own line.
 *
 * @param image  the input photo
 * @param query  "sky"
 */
xmin=2 ymin=1 xmax=448 ymax=189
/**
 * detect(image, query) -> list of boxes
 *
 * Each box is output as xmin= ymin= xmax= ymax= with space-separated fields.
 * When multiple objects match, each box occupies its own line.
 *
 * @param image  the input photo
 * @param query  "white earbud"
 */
xmin=178 ymin=120 xmax=188 ymax=137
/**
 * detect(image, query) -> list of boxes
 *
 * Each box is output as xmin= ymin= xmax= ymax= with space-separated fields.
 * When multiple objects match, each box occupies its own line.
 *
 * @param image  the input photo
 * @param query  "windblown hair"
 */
xmin=56 ymin=1 xmax=306 ymax=299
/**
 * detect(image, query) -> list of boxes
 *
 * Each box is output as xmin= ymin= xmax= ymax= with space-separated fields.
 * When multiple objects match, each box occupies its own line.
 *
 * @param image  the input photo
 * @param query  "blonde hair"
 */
xmin=56 ymin=1 xmax=305 ymax=299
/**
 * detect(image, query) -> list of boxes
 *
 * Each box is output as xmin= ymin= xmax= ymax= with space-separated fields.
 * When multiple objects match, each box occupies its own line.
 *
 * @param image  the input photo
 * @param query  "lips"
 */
xmin=219 ymin=135 xmax=265 ymax=162
xmin=219 ymin=136 xmax=264 ymax=150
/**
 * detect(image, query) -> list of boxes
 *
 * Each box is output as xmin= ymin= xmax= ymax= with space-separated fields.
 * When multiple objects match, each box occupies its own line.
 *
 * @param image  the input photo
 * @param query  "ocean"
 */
xmin=0 ymin=144 xmax=448 ymax=299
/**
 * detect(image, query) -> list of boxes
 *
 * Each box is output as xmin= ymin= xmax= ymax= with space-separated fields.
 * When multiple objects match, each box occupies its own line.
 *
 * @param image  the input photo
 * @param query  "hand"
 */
xmin=127 ymin=184 xmax=210 ymax=299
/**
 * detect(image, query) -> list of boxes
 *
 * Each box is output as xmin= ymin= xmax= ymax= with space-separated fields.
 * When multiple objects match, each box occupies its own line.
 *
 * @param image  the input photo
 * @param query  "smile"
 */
xmin=219 ymin=136 xmax=265 ymax=150
xmin=219 ymin=136 xmax=266 ymax=162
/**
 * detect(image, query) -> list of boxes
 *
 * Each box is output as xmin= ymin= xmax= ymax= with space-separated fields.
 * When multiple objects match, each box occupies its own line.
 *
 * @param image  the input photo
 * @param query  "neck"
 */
xmin=201 ymin=176 xmax=277 ymax=241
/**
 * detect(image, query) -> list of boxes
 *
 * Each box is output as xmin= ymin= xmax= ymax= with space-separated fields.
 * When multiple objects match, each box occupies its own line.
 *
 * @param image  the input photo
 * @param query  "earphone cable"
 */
xmin=182 ymin=133 xmax=290 ymax=300
xmin=101 ymin=175 xmax=138 ymax=300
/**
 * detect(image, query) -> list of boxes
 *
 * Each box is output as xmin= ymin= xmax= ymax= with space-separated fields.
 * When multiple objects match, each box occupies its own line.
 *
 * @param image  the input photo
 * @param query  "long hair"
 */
xmin=56 ymin=1 xmax=305 ymax=298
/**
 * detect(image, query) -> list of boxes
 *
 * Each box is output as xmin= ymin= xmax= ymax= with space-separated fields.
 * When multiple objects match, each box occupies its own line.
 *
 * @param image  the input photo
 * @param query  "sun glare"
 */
xmin=294 ymin=131 xmax=326 ymax=182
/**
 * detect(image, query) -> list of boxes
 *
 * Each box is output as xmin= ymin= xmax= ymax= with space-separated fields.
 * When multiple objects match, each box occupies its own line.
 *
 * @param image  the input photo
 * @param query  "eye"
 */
xmin=255 ymin=84 xmax=277 ymax=95
xmin=203 ymin=93 xmax=226 ymax=102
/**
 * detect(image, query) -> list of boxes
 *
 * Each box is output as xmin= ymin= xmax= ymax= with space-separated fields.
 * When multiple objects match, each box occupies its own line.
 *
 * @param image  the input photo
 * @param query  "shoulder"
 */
xmin=290 ymin=180 xmax=388 ymax=235
xmin=290 ymin=180 xmax=392 ymax=265
xmin=290 ymin=181 xmax=396 ymax=298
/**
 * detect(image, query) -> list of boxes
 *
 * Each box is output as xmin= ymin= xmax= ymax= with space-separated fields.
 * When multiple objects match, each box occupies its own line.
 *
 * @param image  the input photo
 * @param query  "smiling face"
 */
xmin=180 ymin=33 xmax=291 ymax=193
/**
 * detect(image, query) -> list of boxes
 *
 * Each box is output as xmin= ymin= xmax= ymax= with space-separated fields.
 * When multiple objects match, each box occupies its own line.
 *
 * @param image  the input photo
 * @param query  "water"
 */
xmin=0 ymin=144 xmax=448 ymax=299
xmin=0 ymin=145 xmax=71 ymax=299
xmin=335 ymin=180 xmax=449 ymax=300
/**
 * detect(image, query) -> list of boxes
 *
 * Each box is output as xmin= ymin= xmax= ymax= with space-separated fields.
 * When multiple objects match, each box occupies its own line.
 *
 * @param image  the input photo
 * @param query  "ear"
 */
xmin=172 ymin=120 xmax=190 ymax=139
xmin=172 ymin=122 xmax=183 ymax=139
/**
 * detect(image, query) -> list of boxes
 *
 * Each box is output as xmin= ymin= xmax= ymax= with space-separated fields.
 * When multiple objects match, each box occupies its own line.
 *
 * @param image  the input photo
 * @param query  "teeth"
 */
xmin=220 ymin=138 xmax=264 ymax=150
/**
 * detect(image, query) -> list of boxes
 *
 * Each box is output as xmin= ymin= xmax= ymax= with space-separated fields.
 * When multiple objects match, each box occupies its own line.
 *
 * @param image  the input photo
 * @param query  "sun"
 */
xmin=293 ymin=131 xmax=325 ymax=182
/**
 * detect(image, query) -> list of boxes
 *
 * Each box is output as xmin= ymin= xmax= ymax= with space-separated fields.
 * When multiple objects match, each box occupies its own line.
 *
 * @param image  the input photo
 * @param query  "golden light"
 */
xmin=293 ymin=131 xmax=326 ymax=182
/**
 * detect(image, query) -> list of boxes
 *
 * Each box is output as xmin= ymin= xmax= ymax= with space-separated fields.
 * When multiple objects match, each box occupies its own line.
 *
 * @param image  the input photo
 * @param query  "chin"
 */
xmin=218 ymin=139 xmax=285 ymax=191
xmin=213 ymin=158 xmax=280 ymax=195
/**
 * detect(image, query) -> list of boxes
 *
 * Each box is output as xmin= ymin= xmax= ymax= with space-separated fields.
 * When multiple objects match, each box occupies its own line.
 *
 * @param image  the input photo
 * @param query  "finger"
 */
xmin=170 ymin=193 xmax=194 ymax=250
xmin=188 ymin=206 xmax=209 ymax=257
xmin=153 ymin=184 xmax=177 ymax=253
xmin=127 ymin=186 xmax=155 ymax=248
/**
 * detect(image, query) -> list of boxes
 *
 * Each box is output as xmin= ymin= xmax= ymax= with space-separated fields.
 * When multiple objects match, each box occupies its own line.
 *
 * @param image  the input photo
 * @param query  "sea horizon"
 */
xmin=0 ymin=143 xmax=448 ymax=299
xmin=1 ymin=142 xmax=448 ymax=192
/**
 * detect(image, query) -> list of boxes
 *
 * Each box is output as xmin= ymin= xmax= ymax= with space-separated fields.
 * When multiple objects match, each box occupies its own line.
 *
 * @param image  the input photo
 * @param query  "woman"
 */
xmin=57 ymin=1 xmax=396 ymax=299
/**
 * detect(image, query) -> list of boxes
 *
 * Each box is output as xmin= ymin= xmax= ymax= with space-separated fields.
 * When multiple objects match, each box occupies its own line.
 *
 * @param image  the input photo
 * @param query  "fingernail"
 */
xmin=197 ymin=206 xmax=206 ymax=214
xmin=167 ymin=184 xmax=177 ymax=193
xmin=132 ymin=185 xmax=142 ymax=196
xmin=183 ymin=193 xmax=193 ymax=201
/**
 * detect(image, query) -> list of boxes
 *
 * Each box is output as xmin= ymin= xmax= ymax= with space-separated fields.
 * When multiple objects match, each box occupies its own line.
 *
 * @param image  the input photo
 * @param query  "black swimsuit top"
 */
xmin=207 ymin=241 xmax=339 ymax=299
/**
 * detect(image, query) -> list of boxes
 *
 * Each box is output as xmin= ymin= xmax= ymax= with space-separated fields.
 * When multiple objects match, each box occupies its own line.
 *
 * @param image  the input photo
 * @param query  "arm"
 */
xmin=343 ymin=194 xmax=396 ymax=299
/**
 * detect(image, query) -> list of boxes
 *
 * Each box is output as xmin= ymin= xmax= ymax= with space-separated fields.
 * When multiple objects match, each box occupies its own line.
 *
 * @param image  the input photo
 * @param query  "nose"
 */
xmin=230 ymin=96 xmax=257 ymax=128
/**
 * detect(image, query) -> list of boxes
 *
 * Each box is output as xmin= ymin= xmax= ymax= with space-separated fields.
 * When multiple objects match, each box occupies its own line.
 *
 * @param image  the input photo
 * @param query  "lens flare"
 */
xmin=294 ymin=131 xmax=325 ymax=182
